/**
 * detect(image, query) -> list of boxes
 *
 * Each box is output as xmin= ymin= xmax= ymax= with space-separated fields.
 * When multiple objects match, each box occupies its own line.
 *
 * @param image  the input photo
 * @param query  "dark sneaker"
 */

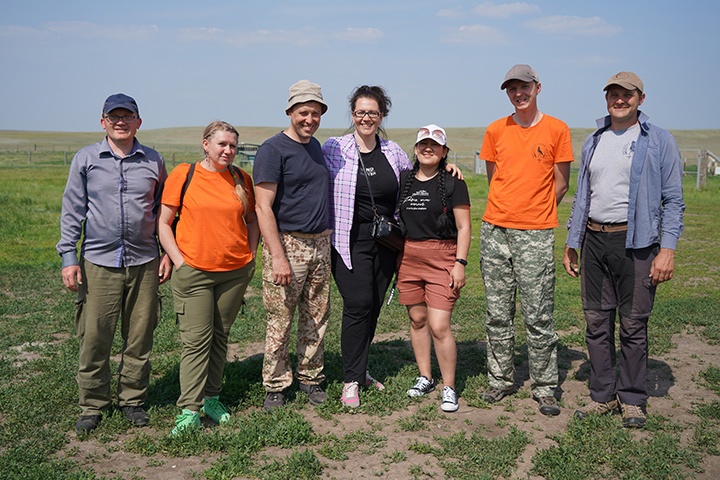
xmin=407 ymin=376 xmax=438 ymax=397
xmin=620 ymin=402 xmax=646 ymax=428
xmin=538 ymin=396 xmax=561 ymax=416
xmin=482 ymin=386 xmax=513 ymax=404
xmin=574 ymin=399 xmax=619 ymax=420
xmin=121 ymin=405 xmax=149 ymax=427
xmin=299 ymin=383 xmax=326 ymax=405
xmin=75 ymin=414 xmax=102 ymax=434
xmin=263 ymin=391 xmax=286 ymax=412
xmin=441 ymin=386 xmax=459 ymax=412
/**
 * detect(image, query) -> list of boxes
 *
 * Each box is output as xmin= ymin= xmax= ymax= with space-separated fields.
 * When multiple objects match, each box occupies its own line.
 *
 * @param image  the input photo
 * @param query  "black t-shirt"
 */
xmin=399 ymin=170 xmax=470 ymax=240
xmin=354 ymin=142 xmax=398 ymax=222
xmin=252 ymin=132 xmax=330 ymax=233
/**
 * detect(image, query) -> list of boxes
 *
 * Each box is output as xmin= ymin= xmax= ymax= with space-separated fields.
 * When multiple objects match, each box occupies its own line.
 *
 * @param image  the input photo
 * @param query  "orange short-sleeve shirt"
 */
xmin=162 ymin=163 xmax=255 ymax=271
xmin=480 ymin=114 xmax=574 ymax=229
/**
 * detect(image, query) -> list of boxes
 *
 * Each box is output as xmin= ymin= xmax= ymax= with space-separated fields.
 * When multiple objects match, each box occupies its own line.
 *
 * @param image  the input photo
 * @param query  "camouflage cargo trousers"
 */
xmin=262 ymin=231 xmax=331 ymax=392
xmin=480 ymin=222 xmax=558 ymax=398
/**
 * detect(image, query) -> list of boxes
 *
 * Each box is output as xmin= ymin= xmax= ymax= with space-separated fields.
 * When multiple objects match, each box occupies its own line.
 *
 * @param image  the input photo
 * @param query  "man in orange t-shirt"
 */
xmin=479 ymin=64 xmax=574 ymax=416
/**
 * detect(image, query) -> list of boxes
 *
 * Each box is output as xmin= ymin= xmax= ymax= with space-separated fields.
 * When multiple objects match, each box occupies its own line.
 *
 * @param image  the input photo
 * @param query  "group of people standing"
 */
xmin=57 ymin=64 xmax=684 ymax=436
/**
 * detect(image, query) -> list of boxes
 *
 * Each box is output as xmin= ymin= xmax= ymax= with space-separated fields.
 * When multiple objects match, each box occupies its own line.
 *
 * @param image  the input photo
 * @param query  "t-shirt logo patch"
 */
xmin=623 ymin=141 xmax=635 ymax=159
xmin=531 ymin=143 xmax=549 ymax=162
xmin=363 ymin=166 xmax=377 ymax=177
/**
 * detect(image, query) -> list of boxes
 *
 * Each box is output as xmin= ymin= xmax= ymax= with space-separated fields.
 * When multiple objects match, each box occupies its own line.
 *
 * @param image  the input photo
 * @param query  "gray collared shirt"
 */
xmin=56 ymin=137 xmax=167 ymax=269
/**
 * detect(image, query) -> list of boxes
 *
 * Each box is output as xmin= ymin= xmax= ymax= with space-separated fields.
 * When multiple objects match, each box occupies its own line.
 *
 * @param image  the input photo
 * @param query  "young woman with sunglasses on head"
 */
xmin=158 ymin=121 xmax=259 ymax=435
xmin=398 ymin=125 xmax=471 ymax=413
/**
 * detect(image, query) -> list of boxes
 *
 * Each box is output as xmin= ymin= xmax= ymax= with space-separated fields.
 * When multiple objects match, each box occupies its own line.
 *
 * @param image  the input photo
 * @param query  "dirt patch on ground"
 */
xmin=63 ymin=331 xmax=720 ymax=479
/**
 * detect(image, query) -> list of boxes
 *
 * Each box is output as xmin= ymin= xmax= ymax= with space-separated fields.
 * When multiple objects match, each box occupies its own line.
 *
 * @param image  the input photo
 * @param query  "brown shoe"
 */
xmin=620 ymin=402 xmax=646 ymax=428
xmin=574 ymin=399 xmax=619 ymax=420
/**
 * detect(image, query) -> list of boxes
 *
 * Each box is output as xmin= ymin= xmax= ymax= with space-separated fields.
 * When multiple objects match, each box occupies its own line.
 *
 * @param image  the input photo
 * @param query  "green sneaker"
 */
xmin=171 ymin=409 xmax=200 ymax=436
xmin=202 ymin=396 xmax=230 ymax=424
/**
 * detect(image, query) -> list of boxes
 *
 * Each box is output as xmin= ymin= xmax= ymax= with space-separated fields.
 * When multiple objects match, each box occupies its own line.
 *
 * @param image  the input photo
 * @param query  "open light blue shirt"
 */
xmin=57 ymin=137 xmax=167 ymax=269
xmin=566 ymin=111 xmax=685 ymax=250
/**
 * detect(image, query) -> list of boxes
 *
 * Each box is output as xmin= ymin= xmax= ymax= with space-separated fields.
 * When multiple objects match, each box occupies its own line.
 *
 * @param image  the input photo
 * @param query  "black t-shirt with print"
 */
xmin=399 ymin=171 xmax=470 ymax=241
xmin=354 ymin=142 xmax=398 ymax=222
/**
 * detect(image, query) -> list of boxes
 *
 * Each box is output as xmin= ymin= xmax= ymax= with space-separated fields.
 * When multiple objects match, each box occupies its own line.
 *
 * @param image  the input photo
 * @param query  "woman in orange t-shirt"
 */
xmin=158 ymin=121 xmax=259 ymax=436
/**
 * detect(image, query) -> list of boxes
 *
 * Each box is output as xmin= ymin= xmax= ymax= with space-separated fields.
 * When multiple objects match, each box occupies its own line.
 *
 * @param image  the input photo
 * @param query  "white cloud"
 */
xmin=45 ymin=21 xmax=160 ymax=39
xmin=523 ymin=16 xmax=622 ymax=36
xmin=334 ymin=27 xmax=385 ymax=43
xmin=437 ymin=7 xmax=463 ymax=18
xmin=177 ymin=27 xmax=225 ymax=42
xmin=557 ymin=55 xmax=619 ymax=66
xmin=0 ymin=22 xmax=160 ymax=41
xmin=441 ymin=25 xmax=508 ymax=45
xmin=473 ymin=2 xmax=540 ymax=18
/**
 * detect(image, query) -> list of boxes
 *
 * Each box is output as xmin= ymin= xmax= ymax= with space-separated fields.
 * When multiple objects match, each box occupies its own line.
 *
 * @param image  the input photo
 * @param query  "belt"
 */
xmin=586 ymin=219 xmax=628 ymax=233
xmin=285 ymin=229 xmax=332 ymax=239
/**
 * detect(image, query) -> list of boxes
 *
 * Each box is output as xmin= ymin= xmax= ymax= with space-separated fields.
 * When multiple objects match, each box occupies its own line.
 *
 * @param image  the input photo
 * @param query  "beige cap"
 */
xmin=603 ymin=71 xmax=644 ymax=93
xmin=501 ymin=64 xmax=539 ymax=90
xmin=285 ymin=79 xmax=328 ymax=114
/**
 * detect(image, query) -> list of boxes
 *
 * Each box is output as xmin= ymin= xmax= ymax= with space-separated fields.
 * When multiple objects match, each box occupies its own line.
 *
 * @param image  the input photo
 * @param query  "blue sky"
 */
xmin=1 ymin=1 xmax=717 ymax=132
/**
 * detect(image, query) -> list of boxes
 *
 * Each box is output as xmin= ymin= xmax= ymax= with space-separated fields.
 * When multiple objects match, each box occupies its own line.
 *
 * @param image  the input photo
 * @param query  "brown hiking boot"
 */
xmin=574 ymin=399 xmax=619 ymax=420
xmin=620 ymin=402 xmax=646 ymax=428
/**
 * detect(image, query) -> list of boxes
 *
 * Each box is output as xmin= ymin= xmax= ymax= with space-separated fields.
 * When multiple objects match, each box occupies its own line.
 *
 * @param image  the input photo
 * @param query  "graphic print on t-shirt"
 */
xmin=403 ymin=188 xmax=431 ymax=212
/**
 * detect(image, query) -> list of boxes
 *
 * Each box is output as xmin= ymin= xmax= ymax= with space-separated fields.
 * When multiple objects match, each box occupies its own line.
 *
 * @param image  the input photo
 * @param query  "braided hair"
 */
xmin=398 ymin=155 xmax=457 ymax=239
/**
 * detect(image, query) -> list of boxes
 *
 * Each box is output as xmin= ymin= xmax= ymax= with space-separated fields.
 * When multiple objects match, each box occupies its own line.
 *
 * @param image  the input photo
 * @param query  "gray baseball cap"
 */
xmin=501 ymin=64 xmax=539 ymax=90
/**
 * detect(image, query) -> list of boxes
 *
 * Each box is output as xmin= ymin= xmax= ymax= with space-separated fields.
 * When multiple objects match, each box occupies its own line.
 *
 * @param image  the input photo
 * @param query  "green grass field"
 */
xmin=0 ymin=127 xmax=719 ymax=479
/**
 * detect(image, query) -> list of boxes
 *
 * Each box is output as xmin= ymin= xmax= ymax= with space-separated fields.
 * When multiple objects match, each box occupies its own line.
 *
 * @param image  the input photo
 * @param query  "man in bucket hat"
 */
xmin=253 ymin=80 xmax=332 ymax=411
xmin=563 ymin=72 xmax=685 ymax=428
xmin=57 ymin=93 xmax=171 ymax=433
xmin=479 ymin=64 xmax=574 ymax=416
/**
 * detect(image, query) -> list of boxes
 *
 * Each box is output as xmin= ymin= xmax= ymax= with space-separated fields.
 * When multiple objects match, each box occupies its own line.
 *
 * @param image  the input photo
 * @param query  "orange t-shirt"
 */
xmin=480 ymin=114 xmax=574 ymax=229
xmin=162 ymin=163 xmax=255 ymax=271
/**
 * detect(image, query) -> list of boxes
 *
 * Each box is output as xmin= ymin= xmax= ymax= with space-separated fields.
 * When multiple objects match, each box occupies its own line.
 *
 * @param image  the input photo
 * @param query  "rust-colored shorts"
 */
xmin=397 ymin=239 xmax=459 ymax=312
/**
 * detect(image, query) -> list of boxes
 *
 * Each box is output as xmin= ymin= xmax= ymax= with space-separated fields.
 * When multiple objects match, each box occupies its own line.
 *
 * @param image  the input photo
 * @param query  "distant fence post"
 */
xmin=64 ymin=151 xmax=68 ymax=165
xmin=697 ymin=150 xmax=707 ymax=189
xmin=172 ymin=153 xmax=176 ymax=168
xmin=28 ymin=151 xmax=32 ymax=163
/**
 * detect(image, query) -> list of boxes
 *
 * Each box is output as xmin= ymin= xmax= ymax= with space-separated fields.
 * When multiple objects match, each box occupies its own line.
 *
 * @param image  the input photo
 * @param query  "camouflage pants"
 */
xmin=262 ymin=232 xmax=331 ymax=392
xmin=480 ymin=222 xmax=558 ymax=398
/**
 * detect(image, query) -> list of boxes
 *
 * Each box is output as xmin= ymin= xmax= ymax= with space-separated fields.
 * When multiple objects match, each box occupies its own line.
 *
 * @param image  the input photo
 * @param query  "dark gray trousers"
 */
xmin=580 ymin=229 xmax=658 ymax=406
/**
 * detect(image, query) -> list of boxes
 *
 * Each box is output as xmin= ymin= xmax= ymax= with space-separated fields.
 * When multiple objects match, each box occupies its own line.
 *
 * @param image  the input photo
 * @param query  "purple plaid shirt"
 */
xmin=322 ymin=134 xmax=412 ymax=269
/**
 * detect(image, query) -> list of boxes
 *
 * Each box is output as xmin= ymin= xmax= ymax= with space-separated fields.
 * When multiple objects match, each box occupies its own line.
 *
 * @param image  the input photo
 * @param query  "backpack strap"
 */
xmin=177 ymin=163 xmax=196 ymax=215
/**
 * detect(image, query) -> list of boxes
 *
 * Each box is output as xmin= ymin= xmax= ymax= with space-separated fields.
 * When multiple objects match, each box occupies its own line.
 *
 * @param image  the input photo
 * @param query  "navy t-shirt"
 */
xmin=253 ymin=132 xmax=330 ymax=233
xmin=399 ymin=171 xmax=470 ymax=241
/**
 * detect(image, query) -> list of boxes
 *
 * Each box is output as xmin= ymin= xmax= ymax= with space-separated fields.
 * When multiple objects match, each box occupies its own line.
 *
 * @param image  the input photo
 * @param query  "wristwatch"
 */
xmin=455 ymin=258 xmax=468 ymax=266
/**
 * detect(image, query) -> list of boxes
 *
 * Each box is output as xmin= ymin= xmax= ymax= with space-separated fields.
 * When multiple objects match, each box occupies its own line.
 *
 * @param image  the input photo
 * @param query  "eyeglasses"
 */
xmin=352 ymin=110 xmax=381 ymax=119
xmin=417 ymin=128 xmax=446 ymax=146
xmin=103 ymin=114 xmax=138 ymax=124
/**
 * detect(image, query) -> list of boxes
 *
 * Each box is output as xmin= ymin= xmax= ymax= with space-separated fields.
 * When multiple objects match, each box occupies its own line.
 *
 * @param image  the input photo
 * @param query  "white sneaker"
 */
xmin=342 ymin=381 xmax=360 ymax=408
xmin=407 ymin=376 xmax=438 ymax=397
xmin=441 ymin=386 xmax=459 ymax=412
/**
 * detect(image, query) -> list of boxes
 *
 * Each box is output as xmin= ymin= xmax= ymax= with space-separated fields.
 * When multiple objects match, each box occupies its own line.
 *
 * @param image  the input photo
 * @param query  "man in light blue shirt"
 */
xmin=57 ymin=93 xmax=171 ymax=434
xmin=563 ymin=72 xmax=685 ymax=428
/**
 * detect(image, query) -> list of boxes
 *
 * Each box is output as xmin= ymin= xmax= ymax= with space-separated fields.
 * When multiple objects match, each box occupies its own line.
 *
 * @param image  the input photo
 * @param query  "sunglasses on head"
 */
xmin=417 ymin=128 xmax=446 ymax=146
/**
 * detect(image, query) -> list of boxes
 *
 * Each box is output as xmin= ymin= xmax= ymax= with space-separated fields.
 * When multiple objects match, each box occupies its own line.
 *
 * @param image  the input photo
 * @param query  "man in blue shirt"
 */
xmin=563 ymin=72 xmax=685 ymax=428
xmin=57 ymin=94 xmax=171 ymax=433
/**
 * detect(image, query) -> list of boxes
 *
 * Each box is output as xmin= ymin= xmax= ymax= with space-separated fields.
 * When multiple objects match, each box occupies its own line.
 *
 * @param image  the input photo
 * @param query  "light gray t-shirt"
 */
xmin=588 ymin=123 xmax=640 ymax=223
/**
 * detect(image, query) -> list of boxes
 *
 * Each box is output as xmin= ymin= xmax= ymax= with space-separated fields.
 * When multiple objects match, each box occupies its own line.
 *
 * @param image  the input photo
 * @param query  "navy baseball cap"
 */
xmin=103 ymin=93 xmax=139 ymax=114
